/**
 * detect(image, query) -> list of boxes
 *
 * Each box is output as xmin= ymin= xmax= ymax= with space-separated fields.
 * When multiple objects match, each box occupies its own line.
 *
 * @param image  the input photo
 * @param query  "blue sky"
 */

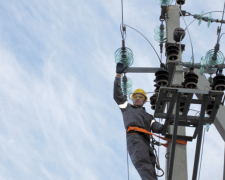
xmin=0 ymin=0 xmax=225 ymax=179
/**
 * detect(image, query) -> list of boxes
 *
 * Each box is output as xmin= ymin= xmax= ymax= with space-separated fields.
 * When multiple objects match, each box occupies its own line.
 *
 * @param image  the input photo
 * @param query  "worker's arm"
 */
xmin=150 ymin=120 xmax=164 ymax=134
xmin=114 ymin=76 xmax=127 ymax=106
xmin=113 ymin=63 xmax=128 ymax=107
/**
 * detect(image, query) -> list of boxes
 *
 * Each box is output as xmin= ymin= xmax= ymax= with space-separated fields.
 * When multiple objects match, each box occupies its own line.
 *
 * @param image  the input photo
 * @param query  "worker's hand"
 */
xmin=160 ymin=125 xmax=165 ymax=134
xmin=116 ymin=63 xmax=128 ymax=74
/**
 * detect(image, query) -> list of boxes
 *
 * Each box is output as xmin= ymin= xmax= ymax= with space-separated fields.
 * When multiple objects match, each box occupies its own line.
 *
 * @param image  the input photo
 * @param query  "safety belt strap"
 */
xmin=127 ymin=126 xmax=187 ymax=148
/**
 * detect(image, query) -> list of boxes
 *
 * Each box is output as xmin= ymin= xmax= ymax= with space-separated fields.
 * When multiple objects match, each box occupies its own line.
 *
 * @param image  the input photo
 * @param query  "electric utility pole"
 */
xmin=165 ymin=5 xmax=188 ymax=180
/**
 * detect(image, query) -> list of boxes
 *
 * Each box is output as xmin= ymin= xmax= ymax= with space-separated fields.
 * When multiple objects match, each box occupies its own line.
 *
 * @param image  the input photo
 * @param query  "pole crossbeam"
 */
xmin=154 ymin=87 xmax=223 ymax=180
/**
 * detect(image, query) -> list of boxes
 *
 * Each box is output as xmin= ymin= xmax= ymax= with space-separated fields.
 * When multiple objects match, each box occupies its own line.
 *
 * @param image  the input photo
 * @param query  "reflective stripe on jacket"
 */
xmin=113 ymin=77 xmax=163 ymax=133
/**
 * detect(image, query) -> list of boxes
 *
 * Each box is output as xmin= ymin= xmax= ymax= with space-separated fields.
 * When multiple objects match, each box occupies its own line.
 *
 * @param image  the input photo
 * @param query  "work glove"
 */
xmin=160 ymin=125 xmax=168 ymax=134
xmin=116 ymin=63 xmax=128 ymax=74
xmin=160 ymin=125 xmax=164 ymax=134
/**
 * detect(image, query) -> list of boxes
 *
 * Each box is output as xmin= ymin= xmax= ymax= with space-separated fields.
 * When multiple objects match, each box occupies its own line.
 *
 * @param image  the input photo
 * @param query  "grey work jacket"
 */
xmin=114 ymin=77 xmax=163 ymax=133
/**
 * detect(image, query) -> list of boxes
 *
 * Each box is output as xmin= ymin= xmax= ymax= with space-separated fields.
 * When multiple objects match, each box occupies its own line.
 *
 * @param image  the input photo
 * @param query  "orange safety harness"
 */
xmin=127 ymin=126 xmax=187 ymax=148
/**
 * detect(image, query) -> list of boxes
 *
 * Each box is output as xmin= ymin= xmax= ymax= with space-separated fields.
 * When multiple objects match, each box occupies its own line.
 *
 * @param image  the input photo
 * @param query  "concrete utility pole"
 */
xmin=165 ymin=5 xmax=188 ymax=180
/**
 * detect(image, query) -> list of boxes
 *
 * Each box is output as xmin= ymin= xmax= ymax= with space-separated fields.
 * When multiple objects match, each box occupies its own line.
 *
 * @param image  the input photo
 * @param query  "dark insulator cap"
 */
xmin=173 ymin=27 xmax=186 ymax=42
xmin=176 ymin=0 xmax=185 ymax=5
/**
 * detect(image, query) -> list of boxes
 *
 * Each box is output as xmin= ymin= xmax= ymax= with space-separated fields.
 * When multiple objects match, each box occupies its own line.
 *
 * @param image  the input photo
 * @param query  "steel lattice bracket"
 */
xmin=153 ymin=87 xmax=224 ymax=180
xmin=154 ymin=87 xmax=224 ymax=141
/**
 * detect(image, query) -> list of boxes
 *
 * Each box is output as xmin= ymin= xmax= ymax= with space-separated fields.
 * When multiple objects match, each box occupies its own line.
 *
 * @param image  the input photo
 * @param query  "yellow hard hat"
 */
xmin=132 ymin=89 xmax=147 ymax=101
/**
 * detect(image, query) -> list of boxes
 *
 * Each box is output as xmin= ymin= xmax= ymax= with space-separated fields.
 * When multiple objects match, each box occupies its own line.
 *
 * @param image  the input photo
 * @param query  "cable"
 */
xmin=122 ymin=24 xmax=162 ymax=64
xmin=126 ymin=133 xmax=130 ymax=180
xmin=157 ymin=135 xmax=160 ymax=175
xmin=219 ymin=33 xmax=225 ymax=43
xmin=217 ymin=1 xmax=225 ymax=44
xmin=120 ymin=0 xmax=126 ymax=40
xmin=197 ymin=127 xmax=206 ymax=180
xmin=161 ymin=52 xmax=162 ymax=63
xmin=125 ymin=126 xmax=129 ymax=180
xmin=195 ymin=112 xmax=200 ymax=117
xmin=175 ymin=5 xmax=194 ymax=62
xmin=152 ymin=141 xmax=164 ymax=177
xmin=189 ymin=109 xmax=200 ymax=113
xmin=157 ymin=118 xmax=162 ymax=175
xmin=120 ymin=24 xmax=127 ymax=40
xmin=219 ymin=1 xmax=225 ymax=43
xmin=121 ymin=0 xmax=124 ymax=26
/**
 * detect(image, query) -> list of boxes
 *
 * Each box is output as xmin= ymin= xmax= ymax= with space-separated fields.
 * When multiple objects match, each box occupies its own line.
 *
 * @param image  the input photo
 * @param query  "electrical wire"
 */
xmin=195 ymin=112 xmax=200 ymax=117
xmin=189 ymin=109 xmax=200 ymax=113
xmin=161 ymin=52 xmax=162 ymax=63
xmin=120 ymin=24 xmax=127 ymax=40
xmin=157 ymin=137 xmax=160 ymax=175
xmin=219 ymin=1 xmax=225 ymax=43
xmin=126 ymin=132 xmax=129 ymax=180
xmin=127 ymin=147 xmax=129 ymax=180
xmin=153 ymin=143 xmax=164 ymax=177
xmin=217 ymin=1 xmax=225 ymax=44
xmin=122 ymin=24 xmax=162 ymax=64
xmin=119 ymin=0 xmax=162 ymax=63
xmin=197 ymin=127 xmax=206 ymax=180
xmin=121 ymin=0 xmax=124 ymax=26
xmin=192 ymin=112 xmax=206 ymax=179
xmin=175 ymin=5 xmax=194 ymax=62
xmin=120 ymin=0 xmax=126 ymax=40
xmin=157 ymin=118 xmax=162 ymax=175
xmin=219 ymin=33 xmax=225 ymax=43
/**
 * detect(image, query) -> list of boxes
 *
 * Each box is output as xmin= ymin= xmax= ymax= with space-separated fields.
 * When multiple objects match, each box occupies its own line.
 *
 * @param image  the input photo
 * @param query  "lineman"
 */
xmin=113 ymin=63 xmax=164 ymax=180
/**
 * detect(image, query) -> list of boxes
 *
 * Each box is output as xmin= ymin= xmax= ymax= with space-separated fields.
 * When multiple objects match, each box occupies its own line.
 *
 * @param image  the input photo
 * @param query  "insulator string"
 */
xmin=185 ymin=11 xmax=225 ymax=34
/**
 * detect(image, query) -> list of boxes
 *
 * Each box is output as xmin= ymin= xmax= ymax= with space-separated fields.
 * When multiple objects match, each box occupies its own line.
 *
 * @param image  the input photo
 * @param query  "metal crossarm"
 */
xmin=124 ymin=67 xmax=216 ymax=74
xmin=153 ymin=87 xmax=224 ymax=180
xmin=161 ymin=90 xmax=177 ymax=135
xmin=124 ymin=64 xmax=176 ymax=88
xmin=192 ymin=94 xmax=209 ymax=180
xmin=182 ymin=93 xmax=193 ymax=118
xmin=168 ymin=93 xmax=181 ymax=180
xmin=154 ymin=87 xmax=224 ymax=141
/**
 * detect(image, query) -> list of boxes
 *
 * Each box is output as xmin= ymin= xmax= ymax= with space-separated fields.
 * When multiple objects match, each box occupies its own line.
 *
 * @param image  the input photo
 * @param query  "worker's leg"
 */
xmin=127 ymin=133 xmax=157 ymax=180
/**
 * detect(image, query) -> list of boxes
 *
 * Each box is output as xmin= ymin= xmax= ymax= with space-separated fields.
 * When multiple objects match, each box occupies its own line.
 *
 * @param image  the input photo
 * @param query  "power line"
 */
xmin=197 ymin=127 xmax=206 ymax=180
xmin=122 ymin=24 xmax=162 ymax=64
xmin=176 ymin=5 xmax=194 ymax=61
xmin=120 ymin=0 xmax=126 ymax=40
xmin=217 ymin=1 xmax=225 ymax=43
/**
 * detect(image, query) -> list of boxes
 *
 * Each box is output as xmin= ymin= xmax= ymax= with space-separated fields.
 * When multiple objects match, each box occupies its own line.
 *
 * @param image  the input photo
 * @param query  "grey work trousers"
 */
xmin=127 ymin=133 xmax=158 ymax=180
